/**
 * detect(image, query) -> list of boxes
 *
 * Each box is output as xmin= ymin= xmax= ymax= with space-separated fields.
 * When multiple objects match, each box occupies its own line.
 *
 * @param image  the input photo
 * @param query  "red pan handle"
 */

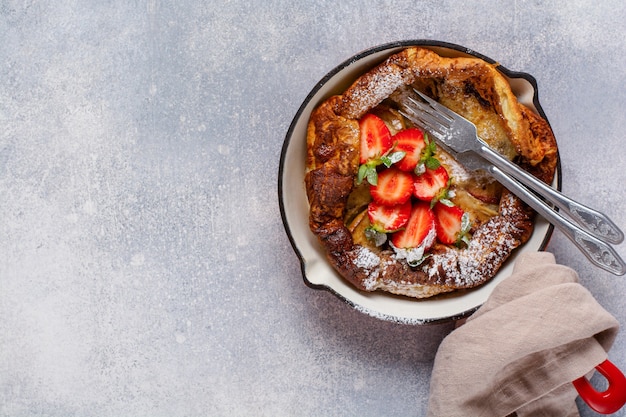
xmin=573 ymin=359 xmax=626 ymax=414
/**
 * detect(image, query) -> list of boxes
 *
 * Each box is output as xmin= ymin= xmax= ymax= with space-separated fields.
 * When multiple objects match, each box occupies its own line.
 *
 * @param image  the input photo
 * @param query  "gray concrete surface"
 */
xmin=1 ymin=1 xmax=625 ymax=416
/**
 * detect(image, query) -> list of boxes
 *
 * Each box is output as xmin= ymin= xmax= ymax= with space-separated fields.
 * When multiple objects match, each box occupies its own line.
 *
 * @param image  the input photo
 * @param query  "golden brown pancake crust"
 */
xmin=305 ymin=47 xmax=558 ymax=299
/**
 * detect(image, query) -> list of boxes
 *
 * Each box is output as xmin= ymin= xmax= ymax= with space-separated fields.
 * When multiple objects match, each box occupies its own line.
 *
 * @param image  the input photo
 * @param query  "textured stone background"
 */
xmin=1 ymin=1 xmax=625 ymax=416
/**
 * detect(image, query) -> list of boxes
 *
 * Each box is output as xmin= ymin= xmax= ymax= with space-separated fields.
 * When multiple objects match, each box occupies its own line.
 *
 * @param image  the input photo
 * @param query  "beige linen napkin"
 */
xmin=427 ymin=251 xmax=619 ymax=417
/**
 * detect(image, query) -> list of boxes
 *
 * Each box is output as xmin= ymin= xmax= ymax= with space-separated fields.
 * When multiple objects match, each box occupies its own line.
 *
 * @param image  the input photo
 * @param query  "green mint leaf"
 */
xmin=357 ymin=164 xmax=368 ymax=185
xmin=425 ymin=134 xmax=436 ymax=153
xmin=365 ymin=227 xmax=387 ymax=247
xmin=366 ymin=167 xmax=378 ymax=185
xmin=425 ymin=157 xmax=440 ymax=170
xmin=380 ymin=151 xmax=406 ymax=168
xmin=389 ymin=151 xmax=406 ymax=163
xmin=418 ymin=135 xmax=441 ymax=171
xmin=461 ymin=212 xmax=471 ymax=234
xmin=456 ymin=213 xmax=472 ymax=248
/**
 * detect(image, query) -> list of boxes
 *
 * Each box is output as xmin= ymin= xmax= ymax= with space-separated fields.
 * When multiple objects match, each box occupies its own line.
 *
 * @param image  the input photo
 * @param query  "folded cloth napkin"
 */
xmin=427 ymin=251 xmax=619 ymax=417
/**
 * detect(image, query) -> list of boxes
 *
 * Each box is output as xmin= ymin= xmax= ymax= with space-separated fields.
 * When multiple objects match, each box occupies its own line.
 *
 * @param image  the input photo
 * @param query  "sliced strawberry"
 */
xmin=434 ymin=203 xmax=465 ymax=245
xmin=359 ymin=113 xmax=392 ymax=164
xmin=367 ymin=201 xmax=411 ymax=232
xmin=369 ymin=167 xmax=413 ymax=206
xmin=390 ymin=202 xmax=436 ymax=249
xmin=392 ymin=128 xmax=426 ymax=172
xmin=413 ymin=165 xmax=449 ymax=201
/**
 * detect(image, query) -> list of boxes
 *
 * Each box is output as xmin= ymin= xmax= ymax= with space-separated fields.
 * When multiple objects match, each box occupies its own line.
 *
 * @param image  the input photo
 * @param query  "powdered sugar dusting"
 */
xmin=353 ymin=246 xmax=382 ymax=290
xmin=427 ymin=198 xmax=522 ymax=288
xmin=350 ymin=192 xmax=525 ymax=296
xmin=343 ymin=65 xmax=407 ymax=119
xmin=354 ymin=246 xmax=380 ymax=270
xmin=390 ymin=226 xmax=437 ymax=266
xmin=437 ymin=149 xmax=471 ymax=183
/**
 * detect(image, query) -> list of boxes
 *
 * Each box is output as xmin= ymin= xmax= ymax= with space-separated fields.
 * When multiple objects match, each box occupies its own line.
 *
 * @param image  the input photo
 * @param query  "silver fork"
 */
xmin=399 ymin=89 xmax=626 ymax=276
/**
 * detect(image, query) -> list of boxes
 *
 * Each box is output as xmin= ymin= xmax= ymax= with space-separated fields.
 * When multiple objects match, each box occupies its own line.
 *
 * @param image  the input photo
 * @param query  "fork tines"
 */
xmin=398 ymin=90 xmax=454 ymax=139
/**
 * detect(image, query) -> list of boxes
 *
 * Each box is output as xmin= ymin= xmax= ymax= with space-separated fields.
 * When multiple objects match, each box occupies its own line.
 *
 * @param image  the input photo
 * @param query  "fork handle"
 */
xmin=479 ymin=145 xmax=624 ymax=245
xmin=489 ymin=166 xmax=626 ymax=276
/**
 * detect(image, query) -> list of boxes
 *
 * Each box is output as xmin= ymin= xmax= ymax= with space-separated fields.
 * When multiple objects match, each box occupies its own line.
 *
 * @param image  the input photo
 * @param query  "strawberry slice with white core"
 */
xmin=434 ymin=202 xmax=465 ymax=245
xmin=367 ymin=201 xmax=412 ymax=232
xmin=369 ymin=167 xmax=413 ymax=206
xmin=413 ymin=165 xmax=449 ymax=201
xmin=359 ymin=113 xmax=393 ymax=164
xmin=390 ymin=201 xmax=436 ymax=249
xmin=392 ymin=128 xmax=426 ymax=172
